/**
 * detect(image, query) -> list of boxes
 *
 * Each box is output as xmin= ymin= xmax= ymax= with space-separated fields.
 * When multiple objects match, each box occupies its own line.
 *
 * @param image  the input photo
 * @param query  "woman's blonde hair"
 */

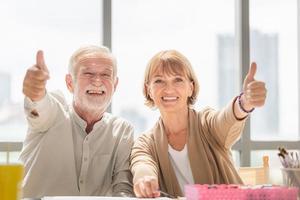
xmin=143 ymin=50 xmax=199 ymax=108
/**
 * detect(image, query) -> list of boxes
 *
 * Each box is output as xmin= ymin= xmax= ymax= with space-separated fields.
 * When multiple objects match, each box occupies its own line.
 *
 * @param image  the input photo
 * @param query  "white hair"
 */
xmin=68 ymin=45 xmax=117 ymax=79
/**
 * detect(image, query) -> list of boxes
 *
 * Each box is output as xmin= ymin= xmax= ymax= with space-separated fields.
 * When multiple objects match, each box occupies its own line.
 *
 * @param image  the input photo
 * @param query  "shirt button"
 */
xmin=80 ymin=180 xmax=83 ymax=184
xmin=30 ymin=110 xmax=39 ymax=117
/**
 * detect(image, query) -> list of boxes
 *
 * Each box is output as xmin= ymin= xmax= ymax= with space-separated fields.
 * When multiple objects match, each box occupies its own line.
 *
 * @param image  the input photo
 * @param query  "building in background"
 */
xmin=217 ymin=30 xmax=279 ymax=137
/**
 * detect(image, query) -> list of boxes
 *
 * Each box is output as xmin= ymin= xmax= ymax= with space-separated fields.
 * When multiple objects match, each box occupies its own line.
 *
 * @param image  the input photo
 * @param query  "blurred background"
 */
xmin=0 ymin=0 xmax=299 ymax=181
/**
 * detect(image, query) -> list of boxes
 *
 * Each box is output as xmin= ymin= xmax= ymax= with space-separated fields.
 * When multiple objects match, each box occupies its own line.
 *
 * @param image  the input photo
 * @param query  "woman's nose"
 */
xmin=163 ymin=82 xmax=175 ymax=91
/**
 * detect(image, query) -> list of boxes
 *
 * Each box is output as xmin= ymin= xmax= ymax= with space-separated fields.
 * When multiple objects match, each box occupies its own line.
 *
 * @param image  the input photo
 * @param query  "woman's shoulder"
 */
xmin=189 ymin=107 xmax=219 ymax=127
xmin=138 ymin=124 xmax=157 ymax=138
xmin=191 ymin=107 xmax=217 ymax=117
xmin=135 ymin=122 xmax=160 ymax=143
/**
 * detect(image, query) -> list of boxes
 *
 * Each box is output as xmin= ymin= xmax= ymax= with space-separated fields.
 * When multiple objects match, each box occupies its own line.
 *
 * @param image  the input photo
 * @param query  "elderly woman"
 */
xmin=130 ymin=50 xmax=267 ymax=198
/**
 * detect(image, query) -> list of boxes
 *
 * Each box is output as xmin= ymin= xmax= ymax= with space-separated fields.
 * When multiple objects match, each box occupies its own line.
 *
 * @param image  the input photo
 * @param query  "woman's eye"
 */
xmin=175 ymin=78 xmax=183 ymax=82
xmin=154 ymin=79 xmax=163 ymax=84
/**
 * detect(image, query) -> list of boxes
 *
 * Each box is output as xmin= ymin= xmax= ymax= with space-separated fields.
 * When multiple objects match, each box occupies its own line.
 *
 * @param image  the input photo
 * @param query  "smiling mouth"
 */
xmin=86 ymin=90 xmax=105 ymax=95
xmin=161 ymin=96 xmax=178 ymax=101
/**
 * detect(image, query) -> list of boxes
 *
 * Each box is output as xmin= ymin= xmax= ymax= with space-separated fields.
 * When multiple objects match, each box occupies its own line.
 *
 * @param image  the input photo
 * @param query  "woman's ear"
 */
xmin=189 ymin=81 xmax=194 ymax=97
xmin=147 ymin=84 xmax=153 ymax=99
xmin=65 ymin=74 xmax=74 ymax=93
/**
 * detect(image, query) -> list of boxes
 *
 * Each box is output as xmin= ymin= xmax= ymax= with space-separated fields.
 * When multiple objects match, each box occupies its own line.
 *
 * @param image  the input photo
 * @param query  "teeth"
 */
xmin=87 ymin=90 xmax=104 ymax=94
xmin=162 ymin=96 xmax=177 ymax=100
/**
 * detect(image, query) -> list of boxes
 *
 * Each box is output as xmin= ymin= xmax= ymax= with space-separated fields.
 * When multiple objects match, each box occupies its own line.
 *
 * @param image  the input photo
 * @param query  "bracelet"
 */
xmin=232 ymin=96 xmax=248 ymax=121
xmin=238 ymin=92 xmax=255 ymax=113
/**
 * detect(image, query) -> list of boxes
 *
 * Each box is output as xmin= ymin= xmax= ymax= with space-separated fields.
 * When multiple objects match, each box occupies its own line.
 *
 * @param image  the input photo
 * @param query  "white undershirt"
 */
xmin=168 ymin=144 xmax=194 ymax=194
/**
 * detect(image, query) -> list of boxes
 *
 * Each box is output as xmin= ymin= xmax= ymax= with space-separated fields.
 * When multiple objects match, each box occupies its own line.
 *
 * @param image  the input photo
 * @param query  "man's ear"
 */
xmin=113 ymin=77 xmax=119 ymax=91
xmin=65 ymin=74 xmax=74 ymax=93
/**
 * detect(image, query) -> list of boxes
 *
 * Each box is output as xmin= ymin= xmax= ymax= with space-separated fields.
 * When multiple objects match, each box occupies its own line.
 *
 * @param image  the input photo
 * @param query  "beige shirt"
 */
xmin=131 ymin=99 xmax=246 ymax=197
xmin=19 ymin=91 xmax=134 ymax=198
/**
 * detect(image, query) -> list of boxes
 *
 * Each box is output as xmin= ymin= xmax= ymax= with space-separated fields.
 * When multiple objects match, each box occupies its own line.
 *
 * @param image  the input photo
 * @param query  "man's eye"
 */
xmin=102 ymin=73 xmax=111 ymax=77
xmin=84 ymin=72 xmax=93 ymax=76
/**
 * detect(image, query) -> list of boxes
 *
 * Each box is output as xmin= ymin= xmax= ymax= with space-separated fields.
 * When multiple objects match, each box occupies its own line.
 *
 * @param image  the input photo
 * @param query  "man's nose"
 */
xmin=90 ymin=75 xmax=103 ymax=85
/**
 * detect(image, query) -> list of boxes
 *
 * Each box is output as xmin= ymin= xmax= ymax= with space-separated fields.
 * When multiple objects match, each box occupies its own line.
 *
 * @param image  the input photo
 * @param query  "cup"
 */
xmin=281 ymin=168 xmax=300 ymax=197
xmin=0 ymin=164 xmax=24 ymax=200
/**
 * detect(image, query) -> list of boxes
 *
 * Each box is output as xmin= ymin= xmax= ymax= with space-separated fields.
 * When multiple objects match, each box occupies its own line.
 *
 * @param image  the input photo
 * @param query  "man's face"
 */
xmin=70 ymin=56 xmax=117 ymax=114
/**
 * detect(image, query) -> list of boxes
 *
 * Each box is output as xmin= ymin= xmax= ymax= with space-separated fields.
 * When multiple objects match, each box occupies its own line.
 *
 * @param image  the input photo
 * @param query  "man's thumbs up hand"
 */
xmin=36 ymin=50 xmax=49 ymax=73
xmin=23 ymin=50 xmax=50 ymax=101
xmin=242 ymin=62 xmax=267 ymax=109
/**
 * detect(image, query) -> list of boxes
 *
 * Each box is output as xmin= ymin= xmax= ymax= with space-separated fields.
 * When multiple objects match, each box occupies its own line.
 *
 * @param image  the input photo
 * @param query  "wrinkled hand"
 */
xmin=23 ymin=50 xmax=50 ymax=101
xmin=242 ymin=62 xmax=267 ymax=110
xmin=134 ymin=176 xmax=160 ymax=198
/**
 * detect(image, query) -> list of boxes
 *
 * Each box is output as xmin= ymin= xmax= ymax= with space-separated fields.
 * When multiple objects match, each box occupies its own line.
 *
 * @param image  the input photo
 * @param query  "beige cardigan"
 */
xmin=130 ymin=99 xmax=246 ymax=197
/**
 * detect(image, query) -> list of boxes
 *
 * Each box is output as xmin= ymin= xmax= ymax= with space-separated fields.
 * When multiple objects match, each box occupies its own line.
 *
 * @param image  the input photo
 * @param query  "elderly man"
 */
xmin=19 ymin=45 xmax=134 ymax=198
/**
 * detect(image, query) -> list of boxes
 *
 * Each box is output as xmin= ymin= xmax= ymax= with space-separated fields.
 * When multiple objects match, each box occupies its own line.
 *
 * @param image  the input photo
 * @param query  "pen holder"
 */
xmin=281 ymin=168 xmax=300 ymax=197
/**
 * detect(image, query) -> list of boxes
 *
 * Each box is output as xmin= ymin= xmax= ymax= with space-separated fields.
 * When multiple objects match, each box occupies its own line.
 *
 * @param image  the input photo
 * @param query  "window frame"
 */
xmin=0 ymin=0 xmax=111 ymax=157
xmin=232 ymin=0 xmax=300 ymax=166
xmin=1 ymin=0 xmax=299 ymax=167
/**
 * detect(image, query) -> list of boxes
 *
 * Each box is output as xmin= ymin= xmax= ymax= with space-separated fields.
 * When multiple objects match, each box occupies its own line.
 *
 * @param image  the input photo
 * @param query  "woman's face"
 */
xmin=148 ymin=72 xmax=193 ymax=114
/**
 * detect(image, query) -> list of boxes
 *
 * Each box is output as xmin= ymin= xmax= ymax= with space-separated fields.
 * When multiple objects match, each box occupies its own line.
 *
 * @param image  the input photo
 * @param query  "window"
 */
xmin=235 ymin=0 xmax=300 ymax=182
xmin=112 ymin=0 xmax=236 ymax=136
xmin=250 ymin=0 xmax=299 ymax=141
xmin=231 ymin=0 xmax=300 ymax=173
xmin=1 ymin=0 xmax=299 ymax=171
xmin=0 ymin=0 xmax=102 ymax=161
xmin=113 ymin=0 xmax=300 ymax=173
